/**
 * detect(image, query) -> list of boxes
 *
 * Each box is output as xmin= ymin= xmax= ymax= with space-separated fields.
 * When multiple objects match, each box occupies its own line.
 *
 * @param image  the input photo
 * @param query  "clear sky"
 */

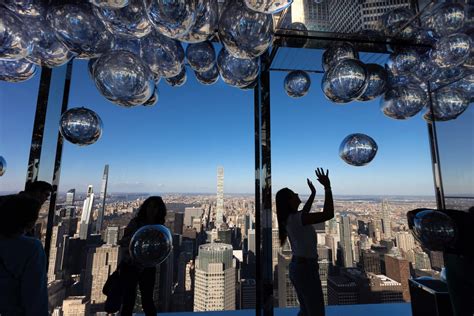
xmin=0 ymin=52 xmax=441 ymax=196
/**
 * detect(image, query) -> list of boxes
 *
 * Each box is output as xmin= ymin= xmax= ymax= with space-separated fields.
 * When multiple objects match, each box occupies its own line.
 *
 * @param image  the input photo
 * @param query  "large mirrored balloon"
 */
xmin=165 ymin=67 xmax=187 ymax=87
xmin=90 ymin=0 xmax=129 ymax=9
xmin=130 ymin=224 xmax=173 ymax=267
xmin=428 ymin=3 xmax=465 ymax=36
xmin=357 ymin=64 xmax=387 ymax=101
xmin=0 ymin=59 xmax=37 ymax=82
xmin=186 ymin=41 xmax=215 ymax=72
xmin=59 ymin=107 xmax=103 ymax=146
xmin=93 ymin=0 xmax=152 ymax=38
xmin=424 ymin=87 xmax=469 ymax=122
xmin=218 ymin=0 xmax=273 ymax=59
xmin=431 ymin=66 xmax=467 ymax=88
xmin=177 ymin=0 xmax=218 ymax=43
xmin=217 ymin=48 xmax=259 ymax=88
xmin=145 ymin=0 xmax=197 ymax=39
xmin=240 ymin=79 xmax=257 ymax=90
xmin=112 ymin=36 xmax=142 ymax=57
xmin=0 ymin=156 xmax=6 ymax=176
xmin=339 ymin=133 xmax=378 ymax=167
xmin=381 ymin=85 xmax=427 ymax=120
xmin=322 ymin=59 xmax=368 ymax=103
xmin=2 ymin=0 xmax=47 ymax=17
xmin=281 ymin=22 xmax=308 ymax=48
xmin=322 ymin=42 xmax=359 ymax=72
xmin=47 ymin=3 xmax=113 ymax=59
xmin=244 ymin=0 xmax=293 ymax=14
xmin=194 ymin=65 xmax=219 ymax=85
xmin=386 ymin=49 xmax=420 ymax=76
xmin=382 ymin=8 xmax=413 ymax=35
xmin=453 ymin=73 xmax=474 ymax=102
xmin=0 ymin=8 xmax=33 ymax=60
xmin=284 ymin=70 xmax=311 ymax=98
xmin=93 ymin=50 xmax=154 ymax=107
xmin=412 ymin=209 xmax=457 ymax=251
xmin=431 ymin=33 xmax=472 ymax=68
xmin=141 ymin=31 xmax=185 ymax=79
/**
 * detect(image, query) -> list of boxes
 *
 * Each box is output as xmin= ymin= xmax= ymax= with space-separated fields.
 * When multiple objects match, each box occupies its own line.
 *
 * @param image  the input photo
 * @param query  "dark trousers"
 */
xmin=120 ymin=263 xmax=157 ymax=316
xmin=289 ymin=257 xmax=325 ymax=316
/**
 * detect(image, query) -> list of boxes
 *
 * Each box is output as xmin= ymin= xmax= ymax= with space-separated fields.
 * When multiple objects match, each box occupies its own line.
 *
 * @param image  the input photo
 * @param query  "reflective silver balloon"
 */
xmin=339 ymin=133 xmax=378 ymax=167
xmin=2 ymin=0 xmax=47 ymax=17
xmin=453 ymin=73 xmax=474 ymax=102
xmin=424 ymin=87 xmax=469 ymax=122
xmin=93 ymin=0 xmax=152 ymax=38
xmin=322 ymin=42 xmax=359 ymax=72
xmin=59 ymin=107 xmax=103 ymax=146
xmin=244 ymin=0 xmax=293 ymax=14
xmin=428 ymin=3 xmax=465 ymax=36
xmin=194 ymin=64 xmax=219 ymax=85
xmin=413 ymin=28 xmax=439 ymax=55
xmin=382 ymin=7 xmax=413 ymax=35
xmin=112 ymin=36 xmax=142 ymax=56
xmin=186 ymin=41 xmax=215 ymax=72
xmin=145 ymin=0 xmax=197 ymax=39
xmin=90 ymin=0 xmax=129 ymax=9
xmin=386 ymin=73 xmax=426 ymax=91
xmin=217 ymin=48 xmax=259 ymax=88
xmin=0 ymin=59 xmax=37 ymax=82
xmin=165 ymin=67 xmax=187 ymax=87
xmin=431 ymin=33 xmax=472 ymax=68
xmin=415 ymin=56 xmax=436 ymax=82
xmin=322 ymin=59 xmax=368 ymax=103
xmin=177 ymin=0 xmax=218 ymax=43
xmin=386 ymin=49 xmax=420 ymax=76
xmin=141 ymin=31 xmax=185 ymax=79
xmin=218 ymin=0 xmax=273 ymax=59
xmin=93 ymin=50 xmax=154 ymax=107
xmin=284 ymin=70 xmax=311 ymax=98
xmin=381 ymin=84 xmax=427 ymax=120
xmin=281 ymin=22 xmax=308 ymax=48
xmin=129 ymin=224 xmax=173 ymax=267
xmin=431 ymin=66 xmax=467 ymax=88
xmin=240 ymin=79 xmax=257 ymax=90
xmin=357 ymin=64 xmax=387 ymax=101
xmin=412 ymin=209 xmax=457 ymax=251
xmin=0 ymin=7 xmax=33 ymax=60
xmin=143 ymin=87 xmax=158 ymax=106
xmin=0 ymin=156 xmax=5 ymax=176
xmin=47 ymin=3 xmax=113 ymax=59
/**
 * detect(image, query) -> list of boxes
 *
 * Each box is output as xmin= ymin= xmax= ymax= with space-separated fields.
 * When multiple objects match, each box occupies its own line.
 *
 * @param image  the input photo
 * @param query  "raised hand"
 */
xmin=307 ymin=178 xmax=316 ymax=194
xmin=315 ymin=168 xmax=331 ymax=189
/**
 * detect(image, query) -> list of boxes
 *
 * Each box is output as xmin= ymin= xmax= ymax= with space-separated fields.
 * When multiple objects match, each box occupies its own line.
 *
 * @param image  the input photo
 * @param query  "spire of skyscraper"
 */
xmin=95 ymin=164 xmax=109 ymax=234
xmin=216 ymin=166 xmax=224 ymax=226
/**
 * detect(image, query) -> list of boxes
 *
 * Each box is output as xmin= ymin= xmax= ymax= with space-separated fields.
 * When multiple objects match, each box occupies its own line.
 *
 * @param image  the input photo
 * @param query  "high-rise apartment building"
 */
xmin=66 ymin=189 xmax=75 ymax=206
xmin=385 ymin=254 xmax=411 ymax=302
xmin=247 ymin=229 xmax=256 ymax=255
xmin=95 ymin=164 xmax=109 ymax=234
xmin=360 ymin=249 xmax=382 ymax=274
xmin=395 ymin=231 xmax=416 ymax=253
xmin=184 ymin=207 xmax=203 ymax=228
xmin=216 ymin=166 xmax=224 ymax=225
xmin=47 ymin=223 xmax=68 ymax=283
xmin=381 ymin=200 xmax=392 ymax=239
xmin=339 ymin=215 xmax=354 ymax=268
xmin=105 ymin=226 xmax=119 ymax=245
xmin=79 ymin=185 xmax=94 ymax=240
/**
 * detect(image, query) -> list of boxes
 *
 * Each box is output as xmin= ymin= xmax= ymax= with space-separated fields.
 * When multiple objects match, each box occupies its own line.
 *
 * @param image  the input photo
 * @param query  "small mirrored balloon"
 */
xmin=186 ymin=41 xmax=215 ymax=72
xmin=194 ymin=65 xmax=219 ymax=85
xmin=47 ymin=3 xmax=113 ymax=59
xmin=177 ymin=0 xmax=218 ymax=43
xmin=339 ymin=133 xmax=378 ymax=167
xmin=165 ymin=67 xmax=187 ymax=87
xmin=357 ymin=64 xmax=387 ymax=101
xmin=217 ymin=48 xmax=259 ymax=88
xmin=59 ymin=107 xmax=103 ymax=146
xmin=382 ymin=8 xmax=413 ymax=35
xmin=0 ymin=156 xmax=6 ymax=176
xmin=431 ymin=33 xmax=472 ymax=68
xmin=129 ymin=225 xmax=173 ymax=267
xmin=381 ymin=85 xmax=427 ymax=120
xmin=90 ymin=0 xmax=129 ymax=9
xmin=284 ymin=70 xmax=311 ymax=98
xmin=2 ymin=0 xmax=47 ymax=17
xmin=386 ymin=49 xmax=420 ymax=76
xmin=0 ymin=8 xmax=33 ymax=60
xmin=424 ymin=88 xmax=469 ymax=122
xmin=0 ymin=59 xmax=37 ymax=82
xmin=281 ymin=22 xmax=308 ymax=48
xmin=93 ymin=50 xmax=154 ymax=107
xmin=322 ymin=59 xmax=368 ymax=103
xmin=218 ymin=0 xmax=273 ymax=59
xmin=143 ymin=88 xmax=158 ymax=106
xmin=412 ymin=209 xmax=457 ymax=251
xmin=322 ymin=42 xmax=359 ymax=72
xmin=93 ymin=0 xmax=152 ymax=38
xmin=244 ymin=0 xmax=293 ymax=14
xmin=429 ymin=3 xmax=465 ymax=36
xmin=145 ymin=0 xmax=197 ymax=39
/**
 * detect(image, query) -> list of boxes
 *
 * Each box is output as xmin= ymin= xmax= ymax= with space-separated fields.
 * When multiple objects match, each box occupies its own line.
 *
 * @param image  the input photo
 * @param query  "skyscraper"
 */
xmin=289 ymin=0 xmax=331 ymax=31
xmin=381 ymin=200 xmax=392 ymax=239
xmin=339 ymin=215 xmax=354 ymax=268
xmin=329 ymin=1 xmax=362 ymax=33
xmin=184 ymin=207 xmax=203 ymax=228
xmin=277 ymin=250 xmax=299 ymax=308
xmin=105 ymin=226 xmax=119 ymax=245
xmin=385 ymin=254 xmax=411 ymax=302
xmin=247 ymin=229 xmax=256 ymax=255
xmin=395 ymin=231 xmax=415 ymax=253
xmin=216 ymin=166 xmax=224 ymax=225
xmin=79 ymin=185 xmax=94 ymax=240
xmin=95 ymin=164 xmax=109 ymax=234
xmin=360 ymin=249 xmax=382 ymax=274
xmin=240 ymin=279 xmax=256 ymax=309
xmin=66 ymin=189 xmax=75 ymax=206
xmin=360 ymin=0 xmax=412 ymax=30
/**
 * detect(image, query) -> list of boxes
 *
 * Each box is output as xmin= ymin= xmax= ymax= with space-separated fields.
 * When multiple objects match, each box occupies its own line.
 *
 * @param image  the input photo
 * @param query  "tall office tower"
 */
xmin=385 ymin=254 xmax=411 ymax=302
xmin=247 ymin=229 xmax=256 ymax=255
xmin=395 ymin=231 xmax=416 ymax=253
xmin=317 ymin=245 xmax=333 ymax=305
xmin=359 ymin=234 xmax=371 ymax=251
xmin=361 ymin=0 xmax=412 ymax=30
xmin=327 ymin=216 xmax=338 ymax=235
xmin=360 ymin=250 xmax=382 ymax=274
xmin=79 ymin=185 xmax=94 ymax=240
xmin=240 ymin=279 xmax=256 ymax=309
xmin=325 ymin=234 xmax=339 ymax=264
xmin=184 ymin=207 xmax=203 ymax=228
xmin=105 ymin=226 xmax=119 ymax=245
xmin=366 ymin=273 xmax=404 ymax=303
xmin=194 ymin=243 xmax=235 ymax=311
xmin=62 ymin=296 xmax=90 ymax=316
xmin=329 ymin=1 xmax=363 ymax=33
xmin=339 ymin=215 xmax=354 ymax=268
xmin=327 ymin=274 xmax=359 ymax=305
xmin=272 ymin=228 xmax=281 ymax=271
xmin=218 ymin=228 xmax=232 ymax=245
xmin=277 ymin=250 xmax=299 ymax=308
xmin=289 ymin=0 xmax=331 ymax=31
xmin=166 ymin=211 xmax=184 ymax=235
xmin=381 ymin=200 xmax=392 ymax=239
xmin=154 ymin=252 xmax=174 ymax=312
xmin=414 ymin=250 xmax=431 ymax=270
xmin=66 ymin=189 xmax=75 ymax=206
xmin=47 ymin=223 xmax=68 ymax=283
xmin=368 ymin=219 xmax=383 ymax=239
xmin=95 ymin=164 xmax=109 ymax=234
xmin=429 ymin=251 xmax=444 ymax=271
xmin=216 ymin=166 xmax=224 ymax=226
xmin=357 ymin=220 xmax=369 ymax=236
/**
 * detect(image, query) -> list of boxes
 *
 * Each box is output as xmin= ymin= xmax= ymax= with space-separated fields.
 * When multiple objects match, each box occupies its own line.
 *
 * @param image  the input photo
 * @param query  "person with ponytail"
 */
xmin=276 ymin=168 xmax=333 ymax=316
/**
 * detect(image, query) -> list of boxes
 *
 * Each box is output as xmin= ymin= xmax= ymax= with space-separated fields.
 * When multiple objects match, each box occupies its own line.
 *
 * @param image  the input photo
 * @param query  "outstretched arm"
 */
xmin=302 ymin=168 xmax=334 ymax=225
xmin=302 ymin=178 xmax=316 ymax=213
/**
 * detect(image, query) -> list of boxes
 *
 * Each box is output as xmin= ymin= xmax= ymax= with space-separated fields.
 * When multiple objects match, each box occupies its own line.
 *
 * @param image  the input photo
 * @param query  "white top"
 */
xmin=286 ymin=212 xmax=318 ymax=258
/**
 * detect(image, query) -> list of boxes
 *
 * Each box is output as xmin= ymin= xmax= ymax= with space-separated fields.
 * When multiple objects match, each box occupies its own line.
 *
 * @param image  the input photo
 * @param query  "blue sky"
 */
xmin=1 ymin=56 xmax=440 ymax=196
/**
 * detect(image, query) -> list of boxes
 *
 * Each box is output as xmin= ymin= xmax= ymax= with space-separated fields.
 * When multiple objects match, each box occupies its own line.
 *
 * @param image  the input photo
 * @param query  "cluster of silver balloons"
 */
xmin=412 ymin=209 xmax=457 ymax=251
xmin=129 ymin=224 xmax=173 ymax=267
xmin=339 ymin=133 xmax=378 ymax=167
xmin=0 ymin=156 xmax=6 ymax=176
xmin=59 ymin=107 xmax=103 ymax=146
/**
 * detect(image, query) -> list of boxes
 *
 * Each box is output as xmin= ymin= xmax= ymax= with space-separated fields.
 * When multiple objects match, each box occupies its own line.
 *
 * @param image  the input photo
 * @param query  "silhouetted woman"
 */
xmin=276 ymin=168 xmax=333 ymax=316
xmin=0 ymin=195 xmax=48 ymax=316
xmin=119 ymin=196 xmax=167 ymax=316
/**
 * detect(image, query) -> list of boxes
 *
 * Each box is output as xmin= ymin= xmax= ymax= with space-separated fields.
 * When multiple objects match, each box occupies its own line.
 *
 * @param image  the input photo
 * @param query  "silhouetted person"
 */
xmin=276 ymin=168 xmax=333 ymax=316
xmin=119 ymin=196 xmax=167 ymax=316
xmin=0 ymin=181 xmax=53 ymax=207
xmin=0 ymin=195 xmax=48 ymax=316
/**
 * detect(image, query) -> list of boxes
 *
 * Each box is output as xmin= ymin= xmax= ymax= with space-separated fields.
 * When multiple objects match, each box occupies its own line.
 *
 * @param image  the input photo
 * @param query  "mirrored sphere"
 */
xmin=284 ymin=70 xmax=311 ymax=98
xmin=382 ymin=8 xmax=413 ymax=35
xmin=357 ymin=64 xmax=387 ymax=101
xmin=177 ymin=0 xmax=218 ymax=43
xmin=145 ymin=0 xmax=197 ymax=39
xmin=129 ymin=225 xmax=173 ymax=267
xmin=453 ymin=73 xmax=474 ymax=102
xmin=415 ymin=56 xmax=436 ymax=82
xmin=423 ymin=87 xmax=469 ymax=122
xmin=186 ymin=41 xmax=215 ymax=72
xmin=141 ymin=31 xmax=185 ymax=79
xmin=90 ymin=0 xmax=129 ymax=9
xmin=217 ymin=48 xmax=259 ymax=88
xmin=322 ymin=42 xmax=359 ymax=72
xmin=112 ymin=36 xmax=142 ymax=57
xmin=413 ymin=28 xmax=439 ymax=55
xmin=431 ymin=33 xmax=472 ymax=68
xmin=194 ymin=65 xmax=219 ymax=85
xmin=322 ymin=59 xmax=368 ymax=103
xmin=93 ymin=50 xmax=154 ymax=107
xmin=281 ymin=22 xmax=308 ymax=48
xmin=93 ymin=0 xmax=152 ymax=38
xmin=0 ymin=156 xmax=5 ymax=176
xmin=0 ymin=7 xmax=33 ymax=60
xmin=165 ymin=67 xmax=187 ymax=87
xmin=240 ymin=79 xmax=257 ymax=90
xmin=59 ymin=107 xmax=103 ymax=146
xmin=339 ymin=133 xmax=378 ymax=167
xmin=386 ymin=49 xmax=420 ymax=76
xmin=47 ymin=3 xmax=113 ymax=59
xmin=381 ymin=85 xmax=427 ymax=120
xmin=430 ymin=3 xmax=465 ymax=36
xmin=0 ymin=59 xmax=37 ymax=82
xmin=244 ymin=0 xmax=293 ymax=14
xmin=413 ymin=209 xmax=457 ymax=251
xmin=218 ymin=0 xmax=273 ymax=59
xmin=386 ymin=21 xmax=417 ymax=40
xmin=2 ymin=0 xmax=47 ymax=17
xmin=386 ymin=73 xmax=426 ymax=91
xmin=143 ymin=87 xmax=158 ymax=106
xmin=431 ymin=66 xmax=467 ymax=88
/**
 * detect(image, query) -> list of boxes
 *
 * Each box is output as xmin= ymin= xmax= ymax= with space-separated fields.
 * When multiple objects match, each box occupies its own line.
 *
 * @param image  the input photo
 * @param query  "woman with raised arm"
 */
xmin=276 ymin=168 xmax=334 ymax=316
